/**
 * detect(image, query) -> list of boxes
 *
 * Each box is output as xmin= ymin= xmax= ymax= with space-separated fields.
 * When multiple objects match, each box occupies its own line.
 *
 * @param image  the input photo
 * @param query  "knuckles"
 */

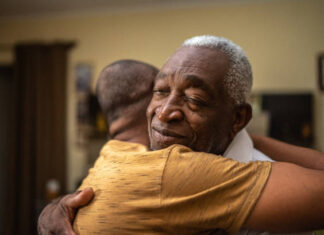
xmin=37 ymin=194 xmax=75 ymax=235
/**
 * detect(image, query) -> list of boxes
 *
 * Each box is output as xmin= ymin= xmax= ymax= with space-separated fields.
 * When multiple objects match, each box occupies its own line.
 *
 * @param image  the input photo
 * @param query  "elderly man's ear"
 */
xmin=231 ymin=103 xmax=252 ymax=138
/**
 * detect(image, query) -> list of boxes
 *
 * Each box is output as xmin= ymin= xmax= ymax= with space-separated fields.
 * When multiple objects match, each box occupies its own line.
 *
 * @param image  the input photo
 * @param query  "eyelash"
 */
xmin=153 ymin=88 xmax=169 ymax=96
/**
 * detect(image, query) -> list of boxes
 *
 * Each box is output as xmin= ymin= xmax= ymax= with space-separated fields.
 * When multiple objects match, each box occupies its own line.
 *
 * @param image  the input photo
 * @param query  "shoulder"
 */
xmin=101 ymin=140 xmax=148 ymax=154
xmin=160 ymin=145 xmax=272 ymax=233
xmin=164 ymin=144 xmax=271 ymax=192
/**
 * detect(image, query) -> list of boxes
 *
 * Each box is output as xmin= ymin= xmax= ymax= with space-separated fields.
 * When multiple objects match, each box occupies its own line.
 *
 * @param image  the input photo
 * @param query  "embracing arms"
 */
xmin=252 ymin=134 xmax=324 ymax=170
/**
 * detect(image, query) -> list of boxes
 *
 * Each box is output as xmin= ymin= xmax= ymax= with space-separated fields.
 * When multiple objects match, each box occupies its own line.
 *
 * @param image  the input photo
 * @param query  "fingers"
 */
xmin=66 ymin=187 xmax=94 ymax=209
xmin=38 ymin=202 xmax=57 ymax=234
xmin=61 ymin=222 xmax=76 ymax=235
xmin=37 ymin=189 xmax=94 ymax=235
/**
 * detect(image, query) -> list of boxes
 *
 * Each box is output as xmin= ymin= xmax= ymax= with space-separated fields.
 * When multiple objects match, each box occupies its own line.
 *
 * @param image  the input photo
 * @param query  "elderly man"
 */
xmin=70 ymin=36 xmax=324 ymax=234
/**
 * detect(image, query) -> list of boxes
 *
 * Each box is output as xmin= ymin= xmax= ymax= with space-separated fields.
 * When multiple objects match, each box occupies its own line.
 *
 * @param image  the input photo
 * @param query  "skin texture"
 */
xmin=147 ymin=46 xmax=252 ymax=155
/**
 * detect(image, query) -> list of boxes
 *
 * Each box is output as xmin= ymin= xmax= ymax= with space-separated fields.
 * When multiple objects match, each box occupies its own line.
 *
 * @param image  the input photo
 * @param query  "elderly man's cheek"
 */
xmin=146 ymin=104 xmax=156 ymax=118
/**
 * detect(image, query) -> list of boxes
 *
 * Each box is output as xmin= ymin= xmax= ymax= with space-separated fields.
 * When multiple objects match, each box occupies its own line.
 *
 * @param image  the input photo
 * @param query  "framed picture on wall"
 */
xmin=319 ymin=54 xmax=324 ymax=91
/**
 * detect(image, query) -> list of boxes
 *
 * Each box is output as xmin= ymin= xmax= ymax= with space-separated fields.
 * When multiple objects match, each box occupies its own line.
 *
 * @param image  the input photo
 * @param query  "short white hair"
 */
xmin=182 ymin=35 xmax=252 ymax=104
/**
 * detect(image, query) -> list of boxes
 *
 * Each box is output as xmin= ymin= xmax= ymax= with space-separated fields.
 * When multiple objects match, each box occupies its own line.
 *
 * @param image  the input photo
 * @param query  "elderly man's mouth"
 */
xmin=153 ymin=127 xmax=184 ymax=137
xmin=152 ymin=127 xmax=186 ymax=145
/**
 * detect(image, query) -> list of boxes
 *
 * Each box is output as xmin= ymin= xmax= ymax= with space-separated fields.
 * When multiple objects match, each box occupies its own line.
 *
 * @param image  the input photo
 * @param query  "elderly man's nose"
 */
xmin=157 ymin=101 xmax=183 ymax=123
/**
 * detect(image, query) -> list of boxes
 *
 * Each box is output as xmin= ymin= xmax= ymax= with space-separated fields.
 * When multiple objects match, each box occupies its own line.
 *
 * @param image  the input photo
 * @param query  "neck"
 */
xmin=110 ymin=115 xmax=149 ymax=147
xmin=113 ymin=125 xmax=149 ymax=147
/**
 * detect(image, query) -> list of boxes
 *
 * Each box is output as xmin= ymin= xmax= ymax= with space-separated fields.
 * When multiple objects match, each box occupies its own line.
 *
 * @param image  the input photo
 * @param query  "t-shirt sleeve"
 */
xmin=161 ymin=145 xmax=271 ymax=234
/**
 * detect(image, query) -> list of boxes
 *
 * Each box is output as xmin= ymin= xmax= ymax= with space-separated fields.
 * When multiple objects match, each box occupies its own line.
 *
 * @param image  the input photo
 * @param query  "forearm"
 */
xmin=251 ymin=134 xmax=324 ymax=170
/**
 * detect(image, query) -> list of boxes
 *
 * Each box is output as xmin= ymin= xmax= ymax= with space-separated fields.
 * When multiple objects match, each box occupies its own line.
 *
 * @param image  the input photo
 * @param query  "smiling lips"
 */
xmin=152 ymin=126 xmax=187 ymax=145
xmin=153 ymin=127 xmax=184 ymax=138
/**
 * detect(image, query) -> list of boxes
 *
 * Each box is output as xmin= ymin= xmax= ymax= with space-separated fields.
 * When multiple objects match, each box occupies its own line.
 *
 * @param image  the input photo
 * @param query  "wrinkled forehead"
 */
xmin=158 ymin=47 xmax=230 ymax=96
xmin=161 ymin=46 xmax=229 ymax=76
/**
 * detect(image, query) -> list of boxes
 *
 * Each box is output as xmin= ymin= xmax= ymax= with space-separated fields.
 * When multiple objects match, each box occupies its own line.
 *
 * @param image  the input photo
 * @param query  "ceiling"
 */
xmin=0 ymin=0 xmax=273 ymax=18
xmin=0 ymin=0 xmax=209 ymax=17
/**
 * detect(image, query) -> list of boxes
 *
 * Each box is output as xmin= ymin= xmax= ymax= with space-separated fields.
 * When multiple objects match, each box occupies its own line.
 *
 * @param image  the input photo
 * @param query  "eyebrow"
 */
xmin=183 ymin=75 xmax=215 ymax=99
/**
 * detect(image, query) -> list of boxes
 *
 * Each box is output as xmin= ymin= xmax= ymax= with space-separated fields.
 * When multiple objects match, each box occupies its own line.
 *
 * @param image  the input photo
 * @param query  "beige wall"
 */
xmin=1 ymin=0 xmax=323 ymax=191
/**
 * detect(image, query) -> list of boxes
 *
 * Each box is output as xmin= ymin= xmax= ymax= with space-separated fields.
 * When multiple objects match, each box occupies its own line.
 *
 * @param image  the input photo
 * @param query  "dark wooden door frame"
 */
xmin=4 ymin=42 xmax=75 ymax=235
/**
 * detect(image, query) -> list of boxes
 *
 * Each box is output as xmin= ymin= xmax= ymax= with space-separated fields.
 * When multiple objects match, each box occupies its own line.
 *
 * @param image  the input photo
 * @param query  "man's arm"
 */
xmin=251 ymin=134 xmax=324 ymax=170
xmin=37 ymin=188 xmax=94 ymax=235
xmin=244 ymin=162 xmax=324 ymax=232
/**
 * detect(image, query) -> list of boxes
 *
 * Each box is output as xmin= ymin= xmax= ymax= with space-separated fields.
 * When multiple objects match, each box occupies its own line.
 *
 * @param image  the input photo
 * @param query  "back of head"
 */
xmin=96 ymin=59 xmax=158 ymax=140
xmin=182 ymin=35 xmax=253 ymax=105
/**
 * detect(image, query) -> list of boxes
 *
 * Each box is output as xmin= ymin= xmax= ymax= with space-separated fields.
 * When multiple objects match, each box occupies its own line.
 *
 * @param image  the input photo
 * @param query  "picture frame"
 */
xmin=75 ymin=63 xmax=92 ymax=92
xmin=319 ymin=54 xmax=324 ymax=91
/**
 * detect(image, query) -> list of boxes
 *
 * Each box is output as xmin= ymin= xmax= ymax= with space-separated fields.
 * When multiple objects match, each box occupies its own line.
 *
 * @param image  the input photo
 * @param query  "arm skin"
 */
xmin=251 ymin=134 xmax=324 ymax=170
xmin=37 ymin=188 xmax=94 ymax=235
xmin=244 ymin=162 xmax=324 ymax=232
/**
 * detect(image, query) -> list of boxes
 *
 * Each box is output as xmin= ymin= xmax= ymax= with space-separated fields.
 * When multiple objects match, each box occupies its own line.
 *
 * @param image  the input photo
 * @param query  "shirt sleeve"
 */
xmin=160 ymin=145 xmax=271 ymax=234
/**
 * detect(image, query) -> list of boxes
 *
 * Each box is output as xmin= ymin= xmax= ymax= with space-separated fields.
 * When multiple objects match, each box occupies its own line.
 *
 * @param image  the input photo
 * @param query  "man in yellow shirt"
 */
xmin=38 ymin=59 xmax=160 ymax=234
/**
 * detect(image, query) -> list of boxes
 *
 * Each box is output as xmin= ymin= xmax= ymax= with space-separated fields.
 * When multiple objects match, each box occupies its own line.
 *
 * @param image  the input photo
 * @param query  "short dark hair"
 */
xmin=96 ymin=59 xmax=158 ymax=125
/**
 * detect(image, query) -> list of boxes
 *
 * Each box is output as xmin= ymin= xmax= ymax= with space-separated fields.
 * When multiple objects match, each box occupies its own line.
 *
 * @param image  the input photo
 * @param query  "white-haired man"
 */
xmin=39 ymin=36 xmax=324 ymax=234
xmin=182 ymin=36 xmax=273 ymax=163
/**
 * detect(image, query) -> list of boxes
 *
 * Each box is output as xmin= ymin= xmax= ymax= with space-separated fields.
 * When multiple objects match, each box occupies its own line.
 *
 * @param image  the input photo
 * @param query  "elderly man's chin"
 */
xmin=150 ymin=138 xmax=191 ymax=151
xmin=150 ymin=140 xmax=190 ymax=151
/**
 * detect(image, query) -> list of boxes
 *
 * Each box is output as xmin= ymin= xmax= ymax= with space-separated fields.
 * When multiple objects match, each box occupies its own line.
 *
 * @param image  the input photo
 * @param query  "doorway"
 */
xmin=0 ymin=65 xmax=13 ymax=234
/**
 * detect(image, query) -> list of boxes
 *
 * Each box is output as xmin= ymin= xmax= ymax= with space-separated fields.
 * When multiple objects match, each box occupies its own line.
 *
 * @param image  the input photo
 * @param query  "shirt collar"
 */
xmin=223 ymin=129 xmax=253 ymax=163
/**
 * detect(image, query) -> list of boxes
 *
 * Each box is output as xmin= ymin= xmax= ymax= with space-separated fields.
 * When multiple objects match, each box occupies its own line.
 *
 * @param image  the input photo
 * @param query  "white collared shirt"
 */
xmin=224 ymin=129 xmax=273 ymax=163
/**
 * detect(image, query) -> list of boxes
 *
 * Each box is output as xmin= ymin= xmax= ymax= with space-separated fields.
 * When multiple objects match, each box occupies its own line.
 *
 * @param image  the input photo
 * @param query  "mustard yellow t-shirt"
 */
xmin=73 ymin=140 xmax=271 ymax=234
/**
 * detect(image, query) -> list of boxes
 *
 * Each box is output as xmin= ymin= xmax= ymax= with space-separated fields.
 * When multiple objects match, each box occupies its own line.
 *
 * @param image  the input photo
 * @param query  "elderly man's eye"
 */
xmin=153 ymin=89 xmax=169 ymax=96
xmin=186 ymin=97 xmax=207 ymax=110
xmin=189 ymin=98 xmax=203 ymax=105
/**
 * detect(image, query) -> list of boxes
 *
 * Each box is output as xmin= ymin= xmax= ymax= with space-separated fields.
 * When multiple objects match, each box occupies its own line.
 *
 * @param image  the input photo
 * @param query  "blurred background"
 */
xmin=0 ymin=0 xmax=323 ymax=234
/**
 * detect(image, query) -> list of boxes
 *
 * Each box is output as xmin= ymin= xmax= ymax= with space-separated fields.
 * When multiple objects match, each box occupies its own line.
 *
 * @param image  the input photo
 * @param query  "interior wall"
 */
xmin=0 ymin=0 xmax=323 ymax=191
